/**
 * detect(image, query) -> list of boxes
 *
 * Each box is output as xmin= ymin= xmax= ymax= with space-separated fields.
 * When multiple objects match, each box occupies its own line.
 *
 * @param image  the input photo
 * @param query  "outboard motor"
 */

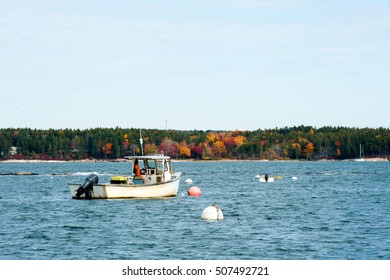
xmin=75 ymin=174 xmax=99 ymax=198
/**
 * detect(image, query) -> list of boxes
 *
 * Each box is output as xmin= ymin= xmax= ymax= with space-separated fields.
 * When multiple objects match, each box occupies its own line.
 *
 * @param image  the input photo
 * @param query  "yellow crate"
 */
xmin=110 ymin=176 xmax=128 ymax=184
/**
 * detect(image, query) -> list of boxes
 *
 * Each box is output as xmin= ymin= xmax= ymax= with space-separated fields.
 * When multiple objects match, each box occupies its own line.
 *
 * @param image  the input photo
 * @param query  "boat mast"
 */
xmin=139 ymin=129 xmax=144 ymax=156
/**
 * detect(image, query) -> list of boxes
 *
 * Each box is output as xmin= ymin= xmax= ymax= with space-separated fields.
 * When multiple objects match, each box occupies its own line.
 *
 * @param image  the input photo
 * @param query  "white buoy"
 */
xmin=292 ymin=176 xmax=298 ymax=181
xmin=185 ymin=178 xmax=193 ymax=184
xmin=201 ymin=203 xmax=224 ymax=220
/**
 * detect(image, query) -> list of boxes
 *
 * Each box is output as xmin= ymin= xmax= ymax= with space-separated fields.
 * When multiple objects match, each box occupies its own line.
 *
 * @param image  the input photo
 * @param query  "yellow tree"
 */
xmin=291 ymin=142 xmax=301 ymax=159
xmin=304 ymin=142 xmax=315 ymax=159
xmin=201 ymin=143 xmax=213 ymax=159
xmin=123 ymin=134 xmax=129 ymax=150
xmin=233 ymin=135 xmax=246 ymax=146
xmin=212 ymin=140 xmax=227 ymax=158
xmin=179 ymin=145 xmax=191 ymax=158
xmin=207 ymin=132 xmax=217 ymax=143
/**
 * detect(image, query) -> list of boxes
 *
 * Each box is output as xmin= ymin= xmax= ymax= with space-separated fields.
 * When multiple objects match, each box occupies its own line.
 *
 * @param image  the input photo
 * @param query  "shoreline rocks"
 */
xmin=0 ymin=172 xmax=39 ymax=176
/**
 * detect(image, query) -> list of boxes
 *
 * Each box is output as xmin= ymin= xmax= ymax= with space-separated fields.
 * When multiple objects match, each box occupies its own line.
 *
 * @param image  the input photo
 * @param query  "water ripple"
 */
xmin=1 ymin=161 xmax=390 ymax=259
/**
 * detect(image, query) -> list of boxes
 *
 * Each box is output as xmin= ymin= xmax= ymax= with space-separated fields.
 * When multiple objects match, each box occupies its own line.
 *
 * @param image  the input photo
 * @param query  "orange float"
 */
xmin=187 ymin=186 xmax=201 ymax=196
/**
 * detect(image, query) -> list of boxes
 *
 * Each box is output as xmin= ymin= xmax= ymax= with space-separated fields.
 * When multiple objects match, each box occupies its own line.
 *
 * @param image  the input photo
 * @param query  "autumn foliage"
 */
xmin=101 ymin=143 xmax=112 ymax=156
xmin=1 ymin=126 xmax=390 ymax=160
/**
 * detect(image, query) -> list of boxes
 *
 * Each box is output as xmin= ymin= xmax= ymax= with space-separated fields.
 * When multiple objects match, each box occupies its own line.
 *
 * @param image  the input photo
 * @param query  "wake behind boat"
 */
xmin=68 ymin=155 xmax=181 ymax=199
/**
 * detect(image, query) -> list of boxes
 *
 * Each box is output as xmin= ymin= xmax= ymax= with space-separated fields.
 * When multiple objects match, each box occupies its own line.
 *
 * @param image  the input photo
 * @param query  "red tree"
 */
xmin=158 ymin=138 xmax=179 ymax=157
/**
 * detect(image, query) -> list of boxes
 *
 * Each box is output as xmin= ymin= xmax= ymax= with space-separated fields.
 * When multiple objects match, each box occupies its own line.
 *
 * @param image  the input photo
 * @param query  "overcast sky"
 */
xmin=1 ymin=0 xmax=389 ymax=131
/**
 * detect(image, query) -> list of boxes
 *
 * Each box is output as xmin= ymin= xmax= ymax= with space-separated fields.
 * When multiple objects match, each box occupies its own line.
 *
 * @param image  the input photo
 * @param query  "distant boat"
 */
xmin=255 ymin=174 xmax=274 ymax=182
xmin=68 ymin=155 xmax=181 ymax=199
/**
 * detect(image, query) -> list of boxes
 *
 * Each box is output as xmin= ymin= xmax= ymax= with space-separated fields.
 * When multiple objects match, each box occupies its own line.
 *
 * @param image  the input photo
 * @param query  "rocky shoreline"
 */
xmin=0 ymin=171 xmax=39 ymax=175
xmin=0 ymin=158 xmax=128 ymax=164
xmin=0 ymin=171 xmax=76 ymax=176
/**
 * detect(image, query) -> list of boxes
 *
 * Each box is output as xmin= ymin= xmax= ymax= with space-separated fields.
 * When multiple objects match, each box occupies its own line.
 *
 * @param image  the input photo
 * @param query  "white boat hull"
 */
xmin=69 ymin=172 xmax=181 ymax=199
xmin=259 ymin=177 xmax=274 ymax=182
xmin=256 ymin=174 xmax=274 ymax=182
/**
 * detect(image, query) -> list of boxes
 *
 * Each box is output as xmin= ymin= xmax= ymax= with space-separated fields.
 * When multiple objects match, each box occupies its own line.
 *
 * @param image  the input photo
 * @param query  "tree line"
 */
xmin=0 ymin=126 xmax=389 ymax=161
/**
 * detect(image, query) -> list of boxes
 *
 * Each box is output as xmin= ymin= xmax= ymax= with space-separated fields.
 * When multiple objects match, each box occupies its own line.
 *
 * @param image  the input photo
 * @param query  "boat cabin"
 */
xmin=127 ymin=155 xmax=174 ymax=185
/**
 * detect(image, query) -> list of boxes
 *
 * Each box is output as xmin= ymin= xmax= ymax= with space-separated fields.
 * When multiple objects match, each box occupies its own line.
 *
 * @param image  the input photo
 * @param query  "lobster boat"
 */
xmin=68 ymin=155 xmax=181 ymax=199
xmin=255 ymin=174 xmax=275 ymax=182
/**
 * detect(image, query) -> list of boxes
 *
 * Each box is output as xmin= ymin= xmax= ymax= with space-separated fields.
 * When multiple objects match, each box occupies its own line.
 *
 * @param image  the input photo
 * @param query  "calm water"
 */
xmin=0 ymin=161 xmax=389 ymax=260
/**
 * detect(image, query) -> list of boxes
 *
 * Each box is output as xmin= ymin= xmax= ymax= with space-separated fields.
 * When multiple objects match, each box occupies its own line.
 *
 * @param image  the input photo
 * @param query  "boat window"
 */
xmin=168 ymin=160 xmax=173 ymax=172
xmin=146 ymin=159 xmax=156 ymax=169
xmin=156 ymin=160 xmax=164 ymax=175
xmin=164 ymin=161 xmax=169 ymax=172
xmin=157 ymin=160 xmax=164 ymax=171
xmin=138 ymin=160 xmax=146 ymax=170
xmin=133 ymin=158 xmax=146 ymax=175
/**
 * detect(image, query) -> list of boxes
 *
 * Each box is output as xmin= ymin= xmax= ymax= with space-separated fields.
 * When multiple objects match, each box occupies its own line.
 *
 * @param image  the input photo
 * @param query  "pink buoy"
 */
xmin=187 ymin=186 xmax=201 ymax=196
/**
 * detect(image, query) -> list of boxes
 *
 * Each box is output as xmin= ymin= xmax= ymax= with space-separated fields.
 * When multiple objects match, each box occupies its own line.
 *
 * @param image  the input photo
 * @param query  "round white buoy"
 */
xmin=185 ymin=178 xmax=193 ymax=184
xmin=201 ymin=203 xmax=224 ymax=220
xmin=292 ymin=176 xmax=298 ymax=181
xmin=188 ymin=186 xmax=201 ymax=196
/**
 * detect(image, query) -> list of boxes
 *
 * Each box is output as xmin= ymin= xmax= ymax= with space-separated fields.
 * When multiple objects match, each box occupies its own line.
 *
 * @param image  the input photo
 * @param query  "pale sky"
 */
xmin=1 ymin=0 xmax=389 ymax=131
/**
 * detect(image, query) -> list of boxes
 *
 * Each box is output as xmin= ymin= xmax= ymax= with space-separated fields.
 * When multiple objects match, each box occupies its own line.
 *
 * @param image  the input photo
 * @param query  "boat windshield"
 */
xmin=167 ymin=160 xmax=172 ymax=172
xmin=157 ymin=160 xmax=164 ymax=171
xmin=133 ymin=158 xmax=146 ymax=175
xmin=145 ymin=159 xmax=155 ymax=169
xmin=131 ymin=157 xmax=172 ymax=175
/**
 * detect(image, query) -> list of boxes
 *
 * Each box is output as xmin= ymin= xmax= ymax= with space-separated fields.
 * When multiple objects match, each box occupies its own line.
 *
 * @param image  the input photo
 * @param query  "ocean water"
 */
xmin=0 ymin=161 xmax=389 ymax=260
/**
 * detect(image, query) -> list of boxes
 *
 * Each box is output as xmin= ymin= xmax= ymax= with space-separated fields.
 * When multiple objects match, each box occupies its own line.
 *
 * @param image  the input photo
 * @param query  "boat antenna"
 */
xmin=139 ymin=129 xmax=144 ymax=156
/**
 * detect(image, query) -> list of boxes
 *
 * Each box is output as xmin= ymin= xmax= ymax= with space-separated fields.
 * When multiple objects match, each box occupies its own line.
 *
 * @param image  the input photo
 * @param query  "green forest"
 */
xmin=0 ymin=126 xmax=389 ymax=161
